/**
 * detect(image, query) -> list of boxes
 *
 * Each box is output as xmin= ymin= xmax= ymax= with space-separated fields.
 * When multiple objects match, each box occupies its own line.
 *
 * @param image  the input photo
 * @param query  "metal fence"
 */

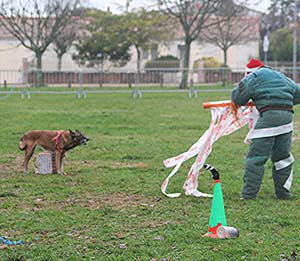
xmin=1 ymin=66 xmax=300 ymax=88
xmin=0 ymin=87 xmax=233 ymax=101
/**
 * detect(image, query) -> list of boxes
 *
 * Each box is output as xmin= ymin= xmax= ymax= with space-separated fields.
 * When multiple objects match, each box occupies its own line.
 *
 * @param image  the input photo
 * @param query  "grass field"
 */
xmin=0 ymin=87 xmax=300 ymax=260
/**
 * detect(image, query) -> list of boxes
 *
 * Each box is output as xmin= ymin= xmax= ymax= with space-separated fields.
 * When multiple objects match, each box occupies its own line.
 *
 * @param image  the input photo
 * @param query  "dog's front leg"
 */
xmin=22 ymin=160 xmax=29 ymax=174
xmin=55 ymin=151 xmax=63 ymax=175
xmin=55 ymin=152 xmax=67 ymax=175
xmin=61 ymin=158 xmax=65 ymax=175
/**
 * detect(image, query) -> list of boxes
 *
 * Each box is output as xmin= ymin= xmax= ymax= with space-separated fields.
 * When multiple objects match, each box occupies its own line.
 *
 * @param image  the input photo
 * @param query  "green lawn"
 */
xmin=0 ymin=88 xmax=299 ymax=260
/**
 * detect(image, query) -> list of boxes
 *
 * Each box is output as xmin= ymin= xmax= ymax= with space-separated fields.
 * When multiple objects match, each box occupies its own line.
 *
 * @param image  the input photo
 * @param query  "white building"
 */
xmin=0 ymin=11 xmax=261 ymax=85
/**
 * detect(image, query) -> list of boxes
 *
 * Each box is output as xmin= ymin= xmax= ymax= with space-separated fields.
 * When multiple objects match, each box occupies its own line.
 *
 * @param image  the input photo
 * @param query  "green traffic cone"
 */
xmin=204 ymin=179 xmax=227 ymax=238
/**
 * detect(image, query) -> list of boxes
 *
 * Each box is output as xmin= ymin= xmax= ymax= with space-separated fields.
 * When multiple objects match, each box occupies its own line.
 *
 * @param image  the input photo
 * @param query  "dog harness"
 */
xmin=52 ymin=130 xmax=66 ymax=157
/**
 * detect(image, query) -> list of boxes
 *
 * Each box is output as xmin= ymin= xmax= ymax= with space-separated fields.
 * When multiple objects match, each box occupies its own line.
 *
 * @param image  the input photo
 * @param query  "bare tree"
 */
xmin=53 ymin=24 xmax=78 ymax=70
xmin=0 ymin=0 xmax=80 ymax=71
xmin=123 ymin=9 xmax=174 ymax=73
xmin=202 ymin=3 xmax=259 ymax=67
xmin=159 ymin=0 xmax=224 ymax=88
xmin=201 ymin=1 xmax=259 ymax=85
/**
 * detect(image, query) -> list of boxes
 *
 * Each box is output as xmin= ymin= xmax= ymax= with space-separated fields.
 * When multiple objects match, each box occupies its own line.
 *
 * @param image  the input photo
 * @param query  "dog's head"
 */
xmin=69 ymin=129 xmax=89 ymax=146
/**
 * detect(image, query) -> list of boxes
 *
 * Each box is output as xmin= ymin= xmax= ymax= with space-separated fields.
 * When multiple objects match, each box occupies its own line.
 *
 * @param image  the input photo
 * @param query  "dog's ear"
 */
xmin=75 ymin=129 xmax=85 ymax=136
xmin=69 ymin=129 xmax=75 ymax=137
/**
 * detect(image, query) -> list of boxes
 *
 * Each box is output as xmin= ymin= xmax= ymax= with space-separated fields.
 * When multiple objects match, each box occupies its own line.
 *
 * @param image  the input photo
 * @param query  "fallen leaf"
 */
xmin=119 ymin=243 xmax=127 ymax=249
xmin=0 ymin=244 xmax=8 ymax=249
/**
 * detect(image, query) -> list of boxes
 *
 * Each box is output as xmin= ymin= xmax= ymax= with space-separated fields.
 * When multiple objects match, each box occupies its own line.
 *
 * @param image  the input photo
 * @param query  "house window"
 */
xmin=178 ymin=45 xmax=185 ymax=60
xmin=151 ymin=47 xmax=158 ymax=60
xmin=142 ymin=49 xmax=149 ymax=60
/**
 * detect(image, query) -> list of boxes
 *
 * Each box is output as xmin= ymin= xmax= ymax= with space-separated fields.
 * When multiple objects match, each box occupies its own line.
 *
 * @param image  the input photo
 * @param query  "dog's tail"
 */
xmin=18 ymin=138 xmax=27 ymax=151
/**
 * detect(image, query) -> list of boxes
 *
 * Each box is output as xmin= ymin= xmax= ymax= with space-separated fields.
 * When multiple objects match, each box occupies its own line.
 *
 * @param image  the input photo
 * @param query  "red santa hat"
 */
xmin=245 ymin=59 xmax=264 ymax=73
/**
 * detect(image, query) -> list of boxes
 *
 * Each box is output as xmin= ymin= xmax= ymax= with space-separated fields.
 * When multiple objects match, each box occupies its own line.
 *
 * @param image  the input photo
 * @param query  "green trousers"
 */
xmin=242 ymin=131 xmax=293 ymax=199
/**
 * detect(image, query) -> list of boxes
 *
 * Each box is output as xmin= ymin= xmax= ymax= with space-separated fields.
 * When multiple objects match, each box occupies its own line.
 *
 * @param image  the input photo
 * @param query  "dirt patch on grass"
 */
xmin=111 ymin=161 xmax=148 ymax=169
xmin=102 ymin=192 xmax=147 ymax=209
xmin=0 ymin=154 xmax=24 ymax=175
xmin=60 ymin=192 xmax=154 ymax=210
xmin=0 ymin=153 xmax=85 ymax=176
xmin=19 ymin=192 xmax=160 ymax=212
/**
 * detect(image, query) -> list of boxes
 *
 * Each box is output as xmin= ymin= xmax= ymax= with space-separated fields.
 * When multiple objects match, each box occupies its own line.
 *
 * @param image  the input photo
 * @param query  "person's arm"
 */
xmin=293 ymin=83 xmax=300 ymax=105
xmin=282 ymin=75 xmax=300 ymax=105
xmin=231 ymin=74 xmax=255 ymax=106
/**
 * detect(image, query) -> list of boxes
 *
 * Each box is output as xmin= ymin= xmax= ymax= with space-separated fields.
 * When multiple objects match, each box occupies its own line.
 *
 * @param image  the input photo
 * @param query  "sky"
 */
xmin=87 ymin=0 xmax=271 ymax=13
xmin=87 ymin=0 xmax=156 ymax=12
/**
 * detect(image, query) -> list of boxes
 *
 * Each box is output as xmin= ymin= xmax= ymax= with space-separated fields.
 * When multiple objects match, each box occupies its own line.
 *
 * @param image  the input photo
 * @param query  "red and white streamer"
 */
xmin=162 ymin=101 xmax=258 ymax=198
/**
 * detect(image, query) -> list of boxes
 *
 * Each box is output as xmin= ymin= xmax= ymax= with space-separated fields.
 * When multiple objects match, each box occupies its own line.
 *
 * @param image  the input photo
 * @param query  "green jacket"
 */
xmin=231 ymin=67 xmax=300 ymax=109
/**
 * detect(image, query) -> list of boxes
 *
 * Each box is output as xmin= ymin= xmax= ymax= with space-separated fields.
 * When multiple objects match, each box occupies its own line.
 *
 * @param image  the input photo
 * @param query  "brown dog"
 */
xmin=18 ymin=129 xmax=89 ymax=174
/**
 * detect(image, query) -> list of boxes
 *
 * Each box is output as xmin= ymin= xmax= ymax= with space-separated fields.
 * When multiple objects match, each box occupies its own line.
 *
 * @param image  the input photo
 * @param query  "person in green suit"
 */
xmin=231 ymin=59 xmax=300 ymax=199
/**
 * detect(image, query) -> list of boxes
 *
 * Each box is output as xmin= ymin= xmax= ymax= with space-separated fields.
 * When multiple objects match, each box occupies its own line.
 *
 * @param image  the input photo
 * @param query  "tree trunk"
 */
xmin=135 ymin=45 xmax=141 ymax=73
xmin=180 ymin=40 xmax=191 ymax=89
xmin=222 ymin=48 xmax=228 ymax=87
xmin=35 ymin=52 xmax=43 ymax=87
xmin=57 ymin=53 xmax=63 ymax=71
xmin=135 ymin=45 xmax=141 ymax=87
xmin=36 ymin=52 xmax=42 ymax=70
